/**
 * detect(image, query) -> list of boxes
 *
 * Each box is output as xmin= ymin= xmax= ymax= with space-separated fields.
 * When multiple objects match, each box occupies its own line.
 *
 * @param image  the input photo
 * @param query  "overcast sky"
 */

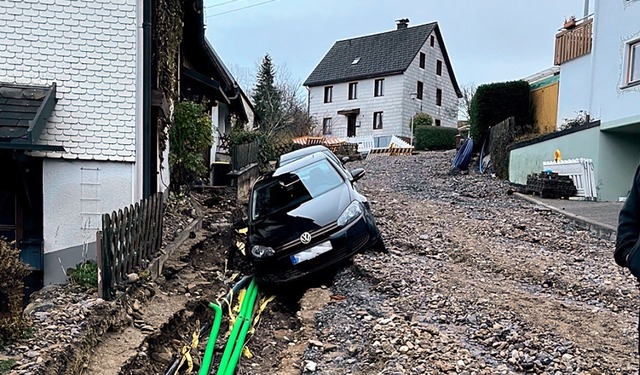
xmin=204 ymin=0 xmax=592 ymax=90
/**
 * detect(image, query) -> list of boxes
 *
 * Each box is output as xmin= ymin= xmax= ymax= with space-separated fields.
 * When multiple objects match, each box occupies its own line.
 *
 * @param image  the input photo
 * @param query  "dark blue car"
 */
xmin=247 ymin=149 xmax=385 ymax=287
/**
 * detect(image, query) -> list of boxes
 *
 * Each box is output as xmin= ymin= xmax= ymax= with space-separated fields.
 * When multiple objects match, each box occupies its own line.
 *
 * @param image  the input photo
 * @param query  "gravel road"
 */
xmin=255 ymin=150 xmax=639 ymax=375
xmin=12 ymin=150 xmax=635 ymax=375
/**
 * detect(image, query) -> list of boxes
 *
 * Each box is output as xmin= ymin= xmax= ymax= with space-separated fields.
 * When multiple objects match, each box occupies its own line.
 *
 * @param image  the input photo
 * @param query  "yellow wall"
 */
xmin=530 ymin=82 xmax=559 ymax=134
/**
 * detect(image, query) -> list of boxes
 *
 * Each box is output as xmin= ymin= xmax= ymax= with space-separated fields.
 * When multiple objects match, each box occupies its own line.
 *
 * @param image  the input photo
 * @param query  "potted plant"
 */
xmin=563 ymin=15 xmax=577 ymax=29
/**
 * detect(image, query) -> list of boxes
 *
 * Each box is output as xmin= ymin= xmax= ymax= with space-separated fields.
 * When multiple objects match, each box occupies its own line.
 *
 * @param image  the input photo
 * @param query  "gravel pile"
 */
xmin=297 ymin=150 xmax=638 ymax=374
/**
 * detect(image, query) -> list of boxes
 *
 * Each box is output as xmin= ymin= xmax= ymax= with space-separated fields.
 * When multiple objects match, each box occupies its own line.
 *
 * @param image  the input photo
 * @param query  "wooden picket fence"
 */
xmin=231 ymin=140 xmax=259 ymax=171
xmin=97 ymin=192 xmax=164 ymax=299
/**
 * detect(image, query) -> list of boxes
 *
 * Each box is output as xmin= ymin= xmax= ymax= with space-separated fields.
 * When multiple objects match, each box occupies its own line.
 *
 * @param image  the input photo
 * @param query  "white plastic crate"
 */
xmin=543 ymin=158 xmax=597 ymax=200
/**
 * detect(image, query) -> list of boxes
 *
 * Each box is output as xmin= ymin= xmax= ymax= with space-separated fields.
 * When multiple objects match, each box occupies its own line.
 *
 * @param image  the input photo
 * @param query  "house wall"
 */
xmin=0 ymin=0 xmax=138 ymax=162
xmin=402 ymin=34 xmax=458 ymax=134
xmin=556 ymin=54 xmax=591 ymax=126
xmin=590 ymin=1 xmax=640 ymax=130
xmin=308 ymin=74 xmax=405 ymax=139
xmin=598 ymin=132 xmax=640 ymax=201
xmin=530 ymin=81 xmax=559 ymax=134
xmin=508 ymin=126 xmax=600 ymax=185
xmin=0 ymin=0 xmax=141 ymax=284
xmin=42 ymin=159 xmax=134 ymax=284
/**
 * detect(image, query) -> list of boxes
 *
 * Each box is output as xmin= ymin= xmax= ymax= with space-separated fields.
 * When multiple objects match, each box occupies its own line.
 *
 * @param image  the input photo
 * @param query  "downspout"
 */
xmin=142 ymin=0 xmax=152 ymax=198
xmin=583 ymin=0 xmax=589 ymax=18
xmin=306 ymin=86 xmax=310 ymax=115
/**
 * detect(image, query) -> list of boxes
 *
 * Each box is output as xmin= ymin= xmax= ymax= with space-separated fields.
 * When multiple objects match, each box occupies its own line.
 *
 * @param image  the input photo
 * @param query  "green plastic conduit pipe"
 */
xmin=198 ymin=302 xmax=223 ymax=375
xmin=222 ymin=281 xmax=258 ymax=375
xmin=216 ymin=278 xmax=258 ymax=375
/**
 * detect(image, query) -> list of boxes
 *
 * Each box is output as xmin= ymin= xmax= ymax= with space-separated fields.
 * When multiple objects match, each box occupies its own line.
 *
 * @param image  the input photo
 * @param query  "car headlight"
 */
xmin=337 ymin=201 xmax=363 ymax=227
xmin=251 ymin=245 xmax=275 ymax=258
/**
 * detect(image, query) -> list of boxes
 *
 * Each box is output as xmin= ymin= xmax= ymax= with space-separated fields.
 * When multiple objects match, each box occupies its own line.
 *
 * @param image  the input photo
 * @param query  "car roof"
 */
xmin=273 ymin=151 xmax=333 ymax=177
xmin=277 ymin=145 xmax=332 ymax=167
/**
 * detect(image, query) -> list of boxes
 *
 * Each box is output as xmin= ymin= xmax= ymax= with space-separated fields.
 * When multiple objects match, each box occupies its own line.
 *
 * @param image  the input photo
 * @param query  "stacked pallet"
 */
xmin=525 ymin=171 xmax=578 ymax=199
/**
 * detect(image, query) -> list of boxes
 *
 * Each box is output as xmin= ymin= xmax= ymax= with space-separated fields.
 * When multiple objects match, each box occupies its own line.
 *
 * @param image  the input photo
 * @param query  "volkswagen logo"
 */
xmin=300 ymin=232 xmax=312 ymax=244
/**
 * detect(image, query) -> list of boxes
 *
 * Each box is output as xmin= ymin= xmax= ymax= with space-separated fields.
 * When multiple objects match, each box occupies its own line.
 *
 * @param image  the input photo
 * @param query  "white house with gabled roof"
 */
xmin=304 ymin=19 xmax=462 ymax=148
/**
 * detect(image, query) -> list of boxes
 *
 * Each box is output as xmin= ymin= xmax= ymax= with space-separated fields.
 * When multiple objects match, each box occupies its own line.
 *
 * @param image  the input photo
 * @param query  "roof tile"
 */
xmin=304 ymin=23 xmax=435 ymax=87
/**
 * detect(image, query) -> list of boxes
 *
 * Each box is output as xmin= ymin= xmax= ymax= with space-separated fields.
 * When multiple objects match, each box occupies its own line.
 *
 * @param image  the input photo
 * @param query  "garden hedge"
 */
xmin=414 ymin=126 xmax=458 ymax=151
xmin=469 ymin=80 xmax=532 ymax=141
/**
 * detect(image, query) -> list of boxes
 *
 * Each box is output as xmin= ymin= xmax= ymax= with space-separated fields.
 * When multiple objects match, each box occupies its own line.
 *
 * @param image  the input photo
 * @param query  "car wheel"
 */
xmin=373 ymin=237 xmax=388 ymax=253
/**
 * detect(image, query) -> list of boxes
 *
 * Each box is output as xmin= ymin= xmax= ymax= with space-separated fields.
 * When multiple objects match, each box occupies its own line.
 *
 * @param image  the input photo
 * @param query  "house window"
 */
xmin=348 ymin=82 xmax=358 ymax=100
xmin=419 ymin=52 xmax=426 ymax=69
xmin=628 ymin=41 xmax=640 ymax=85
xmin=436 ymin=88 xmax=442 ymax=106
xmin=430 ymin=35 xmax=435 ymax=47
xmin=416 ymin=81 xmax=423 ymax=100
xmin=435 ymin=119 xmax=441 ymax=127
xmin=323 ymin=86 xmax=333 ymax=103
xmin=322 ymin=118 xmax=332 ymax=135
xmin=436 ymin=60 xmax=442 ymax=76
xmin=374 ymin=79 xmax=384 ymax=97
xmin=373 ymin=111 xmax=383 ymax=129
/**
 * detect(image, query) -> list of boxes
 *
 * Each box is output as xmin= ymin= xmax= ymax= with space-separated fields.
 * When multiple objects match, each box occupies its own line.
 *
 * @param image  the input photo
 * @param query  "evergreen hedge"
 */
xmin=414 ymin=126 xmax=458 ymax=151
xmin=469 ymin=80 xmax=532 ymax=141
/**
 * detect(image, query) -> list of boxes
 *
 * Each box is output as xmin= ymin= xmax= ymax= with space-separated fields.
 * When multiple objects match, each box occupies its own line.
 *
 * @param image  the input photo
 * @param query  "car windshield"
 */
xmin=251 ymin=159 xmax=344 ymax=220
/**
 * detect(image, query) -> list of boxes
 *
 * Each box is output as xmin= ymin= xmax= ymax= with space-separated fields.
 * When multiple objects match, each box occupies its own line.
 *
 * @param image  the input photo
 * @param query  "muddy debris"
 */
xmin=3 ymin=152 xmax=638 ymax=375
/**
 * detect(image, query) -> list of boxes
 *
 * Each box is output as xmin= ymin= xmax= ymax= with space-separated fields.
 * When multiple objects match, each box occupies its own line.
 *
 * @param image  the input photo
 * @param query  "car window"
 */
xmin=251 ymin=160 xmax=344 ymax=220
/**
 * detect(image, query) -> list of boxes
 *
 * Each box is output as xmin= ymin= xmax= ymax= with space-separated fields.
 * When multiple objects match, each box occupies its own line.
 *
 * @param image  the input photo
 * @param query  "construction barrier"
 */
xmin=543 ymin=158 xmax=597 ymax=200
xmin=366 ymin=143 xmax=414 ymax=159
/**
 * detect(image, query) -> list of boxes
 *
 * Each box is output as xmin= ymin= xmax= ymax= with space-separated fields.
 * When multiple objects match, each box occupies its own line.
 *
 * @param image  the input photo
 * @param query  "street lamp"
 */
xmin=409 ymin=93 xmax=417 ymax=145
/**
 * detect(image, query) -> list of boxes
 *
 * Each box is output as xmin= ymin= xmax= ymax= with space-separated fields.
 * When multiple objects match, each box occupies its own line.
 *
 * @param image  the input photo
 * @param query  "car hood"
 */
xmin=249 ymin=183 xmax=352 ymax=247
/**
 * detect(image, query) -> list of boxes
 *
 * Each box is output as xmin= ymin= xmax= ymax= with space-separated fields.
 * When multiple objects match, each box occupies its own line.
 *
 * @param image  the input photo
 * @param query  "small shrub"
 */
xmin=414 ymin=126 xmax=458 ymax=151
xmin=68 ymin=260 xmax=98 ymax=290
xmin=169 ymin=101 xmax=213 ymax=188
xmin=560 ymin=110 xmax=588 ymax=130
xmin=411 ymin=113 xmax=433 ymax=132
xmin=0 ymin=240 xmax=30 ymax=349
xmin=0 ymin=359 xmax=16 ymax=374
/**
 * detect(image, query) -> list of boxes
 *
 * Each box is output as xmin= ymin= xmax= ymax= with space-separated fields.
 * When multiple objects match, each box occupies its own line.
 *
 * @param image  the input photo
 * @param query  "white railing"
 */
xmin=390 ymin=135 xmax=412 ymax=148
xmin=543 ymin=158 xmax=597 ymax=200
xmin=346 ymin=135 xmax=375 ymax=154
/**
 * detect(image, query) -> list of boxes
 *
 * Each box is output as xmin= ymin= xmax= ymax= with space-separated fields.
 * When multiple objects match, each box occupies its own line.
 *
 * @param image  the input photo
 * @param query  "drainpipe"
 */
xmin=142 ymin=0 xmax=152 ymax=198
xmin=583 ymin=0 xmax=589 ymax=18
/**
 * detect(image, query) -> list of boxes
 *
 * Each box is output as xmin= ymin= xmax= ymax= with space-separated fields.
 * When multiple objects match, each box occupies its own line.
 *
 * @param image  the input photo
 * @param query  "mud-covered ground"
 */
xmin=122 ymin=150 xmax=638 ymax=375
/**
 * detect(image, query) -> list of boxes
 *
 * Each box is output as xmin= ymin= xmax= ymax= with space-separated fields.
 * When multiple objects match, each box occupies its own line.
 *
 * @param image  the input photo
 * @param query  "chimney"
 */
xmin=396 ymin=18 xmax=409 ymax=30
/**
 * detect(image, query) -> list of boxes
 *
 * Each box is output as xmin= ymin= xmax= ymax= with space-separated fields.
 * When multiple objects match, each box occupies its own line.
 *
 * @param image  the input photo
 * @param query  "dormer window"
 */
xmin=351 ymin=57 xmax=361 ymax=65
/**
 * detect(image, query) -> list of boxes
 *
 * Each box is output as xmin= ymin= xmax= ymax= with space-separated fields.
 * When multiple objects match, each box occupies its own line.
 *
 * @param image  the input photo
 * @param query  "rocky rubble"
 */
xmin=0 ymin=192 xmax=201 ymax=375
xmin=293 ymin=150 xmax=638 ymax=374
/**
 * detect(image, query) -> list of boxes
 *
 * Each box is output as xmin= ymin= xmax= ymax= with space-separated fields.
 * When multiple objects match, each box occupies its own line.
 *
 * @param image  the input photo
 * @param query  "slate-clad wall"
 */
xmin=307 ymin=26 xmax=460 ymax=142
xmin=308 ymin=74 xmax=404 ymax=139
xmin=403 ymin=33 xmax=459 ymax=132
xmin=0 ymin=0 xmax=138 ymax=162
xmin=0 ymin=0 xmax=141 ymax=284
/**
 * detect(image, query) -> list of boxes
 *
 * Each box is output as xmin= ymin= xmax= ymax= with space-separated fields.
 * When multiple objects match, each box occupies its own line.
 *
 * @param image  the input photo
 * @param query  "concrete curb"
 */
xmin=514 ymin=192 xmax=617 ymax=241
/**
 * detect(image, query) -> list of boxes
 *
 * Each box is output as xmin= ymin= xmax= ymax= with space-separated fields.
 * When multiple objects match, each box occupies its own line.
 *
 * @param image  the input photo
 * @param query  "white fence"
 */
xmin=390 ymin=135 xmax=412 ymax=148
xmin=543 ymin=158 xmax=597 ymax=200
xmin=346 ymin=135 xmax=375 ymax=154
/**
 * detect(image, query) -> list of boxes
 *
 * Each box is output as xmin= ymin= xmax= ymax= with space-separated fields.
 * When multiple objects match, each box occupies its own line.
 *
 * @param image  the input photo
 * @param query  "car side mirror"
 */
xmin=351 ymin=168 xmax=366 ymax=181
xmin=232 ymin=217 xmax=248 ymax=229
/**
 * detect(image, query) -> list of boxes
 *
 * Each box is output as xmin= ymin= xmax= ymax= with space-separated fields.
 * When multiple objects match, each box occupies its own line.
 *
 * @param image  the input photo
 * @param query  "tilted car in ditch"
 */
xmin=244 ymin=148 xmax=385 ymax=287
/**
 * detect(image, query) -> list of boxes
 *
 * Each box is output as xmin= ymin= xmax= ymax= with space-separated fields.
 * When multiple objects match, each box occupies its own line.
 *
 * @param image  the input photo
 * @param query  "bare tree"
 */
xmin=459 ymin=83 xmax=477 ymax=121
xmin=252 ymin=55 xmax=314 ymax=141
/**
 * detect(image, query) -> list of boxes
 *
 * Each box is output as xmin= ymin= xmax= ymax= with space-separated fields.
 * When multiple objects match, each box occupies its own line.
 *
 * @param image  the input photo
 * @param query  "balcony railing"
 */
xmin=554 ymin=18 xmax=593 ymax=65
